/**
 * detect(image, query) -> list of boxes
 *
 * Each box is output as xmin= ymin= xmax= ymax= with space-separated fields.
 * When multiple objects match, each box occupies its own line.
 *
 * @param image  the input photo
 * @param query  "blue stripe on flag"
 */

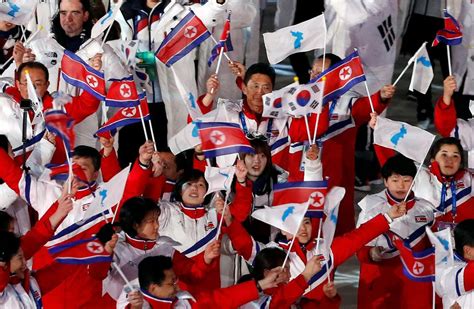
xmin=181 ymin=227 xmax=218 ymax=256
xmin=48 ymin=237 xmax=96 ymax=254
xmin=51 ymin=211 xmax=108 ymax=240
xmin=56 ymin=256 xmax=112 ymax=265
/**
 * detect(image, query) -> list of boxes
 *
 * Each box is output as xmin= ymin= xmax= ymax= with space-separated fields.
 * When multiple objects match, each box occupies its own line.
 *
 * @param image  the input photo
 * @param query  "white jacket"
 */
xmin=0 ymin=276 xmax=42 ymax=309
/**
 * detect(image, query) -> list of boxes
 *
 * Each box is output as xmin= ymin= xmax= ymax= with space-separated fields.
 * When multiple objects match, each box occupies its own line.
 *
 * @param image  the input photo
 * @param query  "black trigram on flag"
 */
xmin=378 ymin=15 xmax=396 ymax=52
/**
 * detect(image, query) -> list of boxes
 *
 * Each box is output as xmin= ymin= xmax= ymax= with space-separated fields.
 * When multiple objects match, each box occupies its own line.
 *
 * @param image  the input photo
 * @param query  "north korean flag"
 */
xmin=394 ymin=238 xmax=435 ymax=282
xmin=48 ymin=235 xmax=112 ymax=264
xmin=207 ymin=13 xmax=233 ymax=67
xmin=432 ymin=10 xmax=462 ymax=47
xmin=61 ymin=50 xmax=106 ymax=100
xmin=45 ymin=109 xmax=75 ymax=153
xmin=47 ymin=162 xmax=88 ymax=183
xmin=95 ymin=93 xmax=150 ymax=138
xmin=197 ymin=122 xmax=254 ymax=158
xmin=155 ymin=10 xmax=211 ymax=67
xmin=273 ymin=181 xmax=328 ymax=218
xmin=312 ymin=50 xmax=366 ymax=105
xmin=105 ymin=76 xmax=140 ymax=107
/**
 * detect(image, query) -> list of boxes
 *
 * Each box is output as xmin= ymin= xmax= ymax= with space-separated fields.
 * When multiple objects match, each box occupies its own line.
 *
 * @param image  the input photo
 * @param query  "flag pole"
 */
xmin=446 ymin=45 xmax=452 ymax=76
xmin=215 ymin=191 xmax=230 ymax=240
xmin=112 ymin=262 xmax=134 ymax=292
xmin=0 ymin=26 xmax=43 ymax=71
xmin=304 ymin=115 xmax=313 ymax=145
xmin=100 ymin=24 xmax=114 ymax=48
xmin=312 ymin=78 xmax=325 ymax=144
xmin=354 ymin=48 xmax=375 ymax=113
xmin=281 ymin=201 xmax=311 ymax=269
xmin=137 ymin=104 xmax=150 ymax=141
xmin=210 ymin=47 xmax=225 ymax=94
xmin=147 ymin=119 xmax=157 ymax=151
xmin=210 ymin=35 xmax=232 ymax=63
xmin=312 ymin=15 xmax=327 ymax=144
xmin=62 ymin=141 xmax=73 ymax=194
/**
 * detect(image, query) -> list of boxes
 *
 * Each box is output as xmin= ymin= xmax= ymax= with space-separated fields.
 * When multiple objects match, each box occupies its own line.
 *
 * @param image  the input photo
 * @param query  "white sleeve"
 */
xmin=452 ymin=118 xmax=474 ymax=152
xmin=26 ymin=139 xmax=56 ymax=178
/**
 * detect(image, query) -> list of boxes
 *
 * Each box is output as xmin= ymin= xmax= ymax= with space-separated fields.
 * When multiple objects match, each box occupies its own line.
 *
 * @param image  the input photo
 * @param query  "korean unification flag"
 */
xmin=91 ymin=0 xmax=123 ymax=39
xmin=263 ymin=14 xmax=326 ymax=64
xmin=374 ymin=116 xmax=435 ymax=163
xmin=284 ymin=80 xmax=324 ymax=117
xmin=25 ymin=71 xmax=43 ymax=125
xmin=251 ymin=202 xmax=309 ymax=235
xmin=426 ymin=226 xmax=454 ymax=266
xmin=409 ymin=43 xmax=433 ymax=95
xmin=322 ymin=187 xmax=345 ymax=251
xmin=168 ymin=120 xmax=201 ymax=155
xmin=0 ymin=0 xmax=37 ymax=25
xmin=204 ymin=166 xmax=236 ymax=195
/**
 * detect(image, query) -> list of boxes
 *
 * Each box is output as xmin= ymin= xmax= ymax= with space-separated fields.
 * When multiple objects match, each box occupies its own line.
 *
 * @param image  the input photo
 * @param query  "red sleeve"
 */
xmin=115 ymin=160 xmax=152 ymax=218
xmin=34 ymin=262 xmax=75 ymax=294
xmin=172 ymin=250 xmax=212 ymax=285
xmin=65 ymin=91 xmax=100 ymax=124
xmin=288 ymin=105 xmax=330 ymax=142
xmin=229 ymin=181 xmax=253 ymax=222
xmin=332 ymin=214 xmax=389 ymax=267
xmin=20 ymin=205 xmax=56 ymax=260
xmin=226 ymin=220 xmax=254 ymax=261
xmin=0 ymin=267 xmax=8 ymax=293
xmin=193 ymin=156 xmax=207 ymax=173
xmin=186 ymin=94 xmax=214 ymax=123
xmin=352 ymin=92 xmax=389 ymax=127
xmin=356 ymin=246 xmax=374 ymax=264
xmin=434 ymin=96 xmax=457 ymax=137
xmin=194 ymin=280 xmax=259 ymax=308
xmin=0 ymin=148 xmax=24 ymax=194
xmin=464 ymin=262 xmax=474 ymax=292
xmin=373 ymin=144 xmax=396 ymax=168
xmin=143 ymin=175 xmax=166 ymax=203
xmin=100 ymin=148 xmax=121 ymax=182
xmin=269 ymin=274 xmax=309 ymax=308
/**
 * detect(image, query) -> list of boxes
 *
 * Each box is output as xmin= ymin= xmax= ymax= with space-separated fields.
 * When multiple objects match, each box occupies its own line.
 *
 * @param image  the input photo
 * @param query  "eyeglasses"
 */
xmin=19 ymin=81 xmax=47 ymax=88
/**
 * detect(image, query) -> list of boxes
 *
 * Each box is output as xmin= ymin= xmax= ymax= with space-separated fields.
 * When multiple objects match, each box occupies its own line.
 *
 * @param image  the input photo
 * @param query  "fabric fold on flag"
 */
xmin=426 ymin=226 xmax=454 ymax=266
xmin=45 ymin=109 xmax=75 ymax=153
xmin=105 ymin=76 xmax=140 ymax=107
xmin=207 ymin=13 xmax=233 ymax=67
xmin=432 ymin=10 xmax=462 ymax=47
xmin=90 ymin=0 xmax=123 ymax=39
xmin=283 ymin=80 xmax=324 ymax=117
xmin=263 ymin=14 xmax=326 ymax=64
xmin=251 ymin=202 xmax=309 ymax=235
xmin=0 ymin=0 xmax=37 ymax=25
xmin=155 ymin=10 xmax=211 ymax=67
xmin=47 ymin=162 xmax=88 ymax=183
xmin=374 ymin=116 xmax=435 ymax=163
xmin=204 ymin=166 xmax=236 ymax=195
xmin=409 ymin=43 xmax=433 ymax=95
xmin=394 ymin=238 xmax=435 ymax=282
xmin=61 ymin=50 xmax=106 ymax=100
xmin=48 ymin=235 xmax=112 ymax=264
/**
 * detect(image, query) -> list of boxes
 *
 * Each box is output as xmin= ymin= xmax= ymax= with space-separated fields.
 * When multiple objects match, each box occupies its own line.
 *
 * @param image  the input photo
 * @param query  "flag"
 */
xmin=155 ymin=10 xmax=211 ymax=67
xmin=273 ymin=181 xmax=328 ymax=218
xmin=432 ymin=10 xmax=462 ymax=47
xmin=48 ymin=235 xmax=112 ymax=264
xmin=45 ymin=110 xmax=75 ymax=153
xmin=105 ymin=76 xmax=140 ymax=107
xmin=83 ymin=166 xmax=130 ymax=219
xmin=426 ymin=226 xmax=454 ymax=266
xmin=47 ymin=162 xmax=88 ymax=183
xmin=322 ymin=187 xmax=345 ymax=251
xmin=314 ymin=50 xmax=366 ymax=104
xmin=95 ymin=93 xmax=150 ymax=138
xmin=207 ymin=13 xmax=233 ymax=67
xmin=204 ymin=166 xmax=236 ymax=195
xmin=168 ymin=120 xmax=201 ymax=155
xmin=0 ymin=94 xmax=33 ymax=152
xmin=61 ymin=50 xmax=106 ymax=100
xmin=374 ymin=116 xmax=435 ymax=163
xmin=394 ymin=239 xmax=435 ymax=282
xmin=0 ymin=0 xmax=37 ymax=25
xmin=197 ymin=122 xmax=255 ymax=158
xmin=263 ymin=14 xmax=326 ymax=64
xmin=25 ymin=70 xmax=43 ymax=125
xmin=409 ymin=43 xmax=433 ymax=95
xmin=262 ymin=85 xmax=292 ymax=119
xmin=283 ymin=80 xmax=324 ymax=117
xmin=90 ymin=0 xmax=123 ymax=39
xmin=252 ymin=202 xmax=309 ymax=235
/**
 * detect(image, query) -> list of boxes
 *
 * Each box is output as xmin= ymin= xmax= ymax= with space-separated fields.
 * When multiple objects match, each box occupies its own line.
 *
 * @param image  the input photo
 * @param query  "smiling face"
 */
xmin=432 ymin=144 xmax=462 ymax=176
xmin=384 ymin=174 xmax=413 ymax=200
xmin=16 ymin=67 xmax=50 ymax=100
xmin=9 ymin=248 xmax=26 ymax=279
xmin=180 ymin=177 xmax=207 ymax=206
xmin=135 ymin=209 xmax=160 ymax=240
xmin=242 ymin=73 xmax=273 ymax=115
xmin=0 ymin=21 xmax=16 ymax=32
xmin=149 ymin=269 xmax=179 ymax=299
xmin=282 ymin=217 xmax=312 ymax=244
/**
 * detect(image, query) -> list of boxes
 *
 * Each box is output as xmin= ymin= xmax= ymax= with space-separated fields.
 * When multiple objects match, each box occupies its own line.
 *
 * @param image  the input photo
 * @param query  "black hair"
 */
xmin=119 ymin=197 xmax=160 ymax=237
xmin=172 ymin=169 xmax=210 ymax=204
xmin=317 ymin=53 xmax=342 ymax=68
xmin=241 ymin=139 xmax=273 ymax=173
xmin=381 ymin=154 xmax=417 ymax=179
xmin=243 ymin=63 xmax=276 ymax=88
xmin=252 ymin=247 xmax=286 ymax=280
xmin=73 ymin=145 xmax=101 ymax=171
xmin=51 ymin=0 xmax=93 ymax=47
xmin=138 ymin=255 xmax=173 ymax=290
xmin=0 ymin=231 xmax=21 ymax=263
xmin=454 ymin=219 xmax=474 ymax=259
xmin=16 ymin=62 xmax=49 ymax=82
xmin=430 ymin=137 xmax=465 ymax=169
xmin=0 ymin=211 xmax=13 ymax=232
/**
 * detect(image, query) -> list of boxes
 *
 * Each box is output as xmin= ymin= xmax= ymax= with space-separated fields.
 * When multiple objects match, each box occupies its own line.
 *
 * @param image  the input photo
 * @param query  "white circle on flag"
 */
xmin=184 ymin=26 xmax=197 ymax=39
xmin=87 ymin=241 xmax=104 ymax=254
xmin=309 ymin=191 xmax=325 ymax=208
xmin=121 ymin=107 xmax=137 ymax=117
xmin=86 ymin=75 xmax=99 ymax=88
xmin=120 ymin=84 xmax=131 ymax=98
xmin=412 ymin=261 xmax=424 ymax=275
xmin=338 ymin=66 xmax=352 ymax=81
xmin=210 ymin=130 xmax=226 ymax=145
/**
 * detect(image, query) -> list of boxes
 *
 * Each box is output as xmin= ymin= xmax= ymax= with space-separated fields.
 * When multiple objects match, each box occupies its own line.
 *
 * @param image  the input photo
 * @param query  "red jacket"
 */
xmin=5 ymin=86 xmax=100 ymax=164
xmin=434 ymin=96 xmax=457 ymax=138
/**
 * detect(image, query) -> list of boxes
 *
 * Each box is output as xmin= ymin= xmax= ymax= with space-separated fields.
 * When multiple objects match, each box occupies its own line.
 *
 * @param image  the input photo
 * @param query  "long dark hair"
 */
xmin=119 ymin=197 xmax=160 ymax=237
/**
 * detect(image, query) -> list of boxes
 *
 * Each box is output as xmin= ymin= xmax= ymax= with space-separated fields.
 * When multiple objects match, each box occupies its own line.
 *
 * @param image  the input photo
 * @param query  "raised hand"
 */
xmin=204 ymin=239 xmax=221 ymax=264
xmin=235 ymin=160 xmax=248 ymax=184
xmin=215 ymin=194 xmax=232 ymax=226
xmin=228 ymin=61 xmax=246 ymax=78
xmin=369 ymin=246 xmax=384 ymax=262
xmin=151 ymin=152 xmax=164 ymax=177
xmin=322 ymin=281 xmax=338 ymax=299
xmin=368 ymin=112 xmax=378 ymax=129
xmin=301 ymin=255 xmax=322 ymax=281
xmin=99 ymin=136 xmax=114 ymax=157
xmin=388 ymin=201 xmax=407 ymax=220
xmin=443 ymin=76 xmax=457 ymax=105
xmin=138 ymin=141 xmax=154 ymax=166
xmin=380 ymin=84 xmax=396 ymax=101
xmin=127 ymin=290 xmax=144 ymax=309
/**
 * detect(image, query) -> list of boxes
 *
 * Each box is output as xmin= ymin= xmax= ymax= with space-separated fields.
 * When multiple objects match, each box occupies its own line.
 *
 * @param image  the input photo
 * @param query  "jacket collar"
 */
xmin=180 ymin=203 xmax=206 ymax=219
xmin=385 ymin=189 xmax=416 ymax=210
xmin=125 ymin=233 xmax=156 ymax=251
xmin=429 ymin=161 xmax=465 ymax=184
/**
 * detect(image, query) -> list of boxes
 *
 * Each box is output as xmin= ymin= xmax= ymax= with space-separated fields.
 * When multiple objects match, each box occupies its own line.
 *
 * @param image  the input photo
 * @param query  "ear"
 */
xmin=83 ymin=11 xmax=89 ymax=23
xmin=383 ymin=179 xmax=388 ymax=187
xmin=46 ymin=81 xmax=50 ymax=89
xmin=15 ymin=80 xmax=21 ymax=89
xmin=92 ymin=170 xmax=99 ymax=181
xmin=463 ymin=245 xmax=473 ymax=260
xmin=242 ymin=83 xmax=248 ymax=97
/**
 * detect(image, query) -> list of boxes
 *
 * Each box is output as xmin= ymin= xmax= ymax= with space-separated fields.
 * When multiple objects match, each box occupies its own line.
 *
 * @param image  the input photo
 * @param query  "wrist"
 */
xmin=443 ymin=95 xmax=452 ymax=106
xmin=383 ymin=213 xmax=394 ymax=223
xmin=255 ymin=279 xmax=264 ymax=292
xmin=138 ymin=159 xmax=150 ymax=169
xmin=237 ymin=178 xmax=246 ymax=184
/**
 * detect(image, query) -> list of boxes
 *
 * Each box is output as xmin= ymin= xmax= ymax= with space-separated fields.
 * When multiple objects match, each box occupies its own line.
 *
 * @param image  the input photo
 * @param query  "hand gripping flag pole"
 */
xmin=0 ymin=25 xmax=43 ymax=71
xmin=214 ymin=191 xmax=230 ymax=241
